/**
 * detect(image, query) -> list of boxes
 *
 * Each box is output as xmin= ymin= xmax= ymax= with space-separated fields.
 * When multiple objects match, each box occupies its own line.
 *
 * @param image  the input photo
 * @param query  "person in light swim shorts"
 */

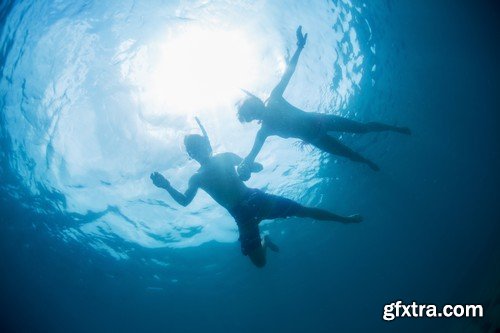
xmin=237 ymin=26 xmax=411 ymax=177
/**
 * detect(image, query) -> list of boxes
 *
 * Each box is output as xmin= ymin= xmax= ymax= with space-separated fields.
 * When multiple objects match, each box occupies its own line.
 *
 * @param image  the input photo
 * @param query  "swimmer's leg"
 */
xmin=259 ymin=191 xmax=362 ymax=224
xmin=311 ymin=134 xmax=380 ymax=171
xmin=247 ymin=236 xmax=279 ymax=268
xmin=248 ymin=245 xmax=266 ymax=268
xmin=294 ymin=205 xmax=363 ymax=224
xmin=263 ymin=235 xmax=279 ymax=252
xmin=324 ymin=115 xmax=411 ymax=135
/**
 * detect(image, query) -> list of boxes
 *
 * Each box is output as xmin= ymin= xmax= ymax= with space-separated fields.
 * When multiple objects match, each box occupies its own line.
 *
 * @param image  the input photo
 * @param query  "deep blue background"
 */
xmin=1 ymin=0 xmax=499 ymax=332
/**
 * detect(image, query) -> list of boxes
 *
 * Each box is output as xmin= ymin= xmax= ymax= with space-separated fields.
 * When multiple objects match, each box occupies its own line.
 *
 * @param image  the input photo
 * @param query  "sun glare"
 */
xmin=144 ymin=26 xmax=259 ymax=115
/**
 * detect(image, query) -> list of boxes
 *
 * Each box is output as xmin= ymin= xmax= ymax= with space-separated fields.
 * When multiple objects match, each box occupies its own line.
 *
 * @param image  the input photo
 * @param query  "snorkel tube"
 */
xmin=241 ymin=89 xmax=258 ymax=99
xmin=194 ymin=116 xmax=212 ymax=153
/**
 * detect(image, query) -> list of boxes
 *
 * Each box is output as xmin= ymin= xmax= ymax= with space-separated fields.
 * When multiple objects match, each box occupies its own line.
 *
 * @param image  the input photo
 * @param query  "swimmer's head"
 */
xmin=184 ymin=134 xmax=212 ymax=162
xmin=237 ymin=93 xmax=265 ymax=123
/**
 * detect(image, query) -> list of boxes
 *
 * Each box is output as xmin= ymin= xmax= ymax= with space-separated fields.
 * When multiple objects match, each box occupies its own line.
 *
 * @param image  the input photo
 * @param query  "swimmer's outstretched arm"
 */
xmin=237 ymin=129 xmax=267 ymax=180
xmin=150 ymin=172 xmax=199 ymax=207
xmin=243 ymin=128 xmax=268 ymax=166
xmin=225 ymin=152 xmax=262 ymax=173
xmin=270 ymin=25 xmax=308 ymax=98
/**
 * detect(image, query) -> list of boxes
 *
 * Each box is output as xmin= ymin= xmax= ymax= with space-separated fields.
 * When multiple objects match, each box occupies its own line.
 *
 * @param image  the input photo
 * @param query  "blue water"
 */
xmin=1 ymin=0 xmax=499 ymax=332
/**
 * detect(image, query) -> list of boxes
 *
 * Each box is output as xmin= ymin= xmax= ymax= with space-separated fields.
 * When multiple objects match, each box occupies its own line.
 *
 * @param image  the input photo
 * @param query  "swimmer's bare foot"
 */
xmin=398 ymin=126 xmax=412 ymax=135
xmin=367 ymin=160 xmax=380 ymax=172
xmin=345 ymin=214 xmax=363 ymax=223
xmin=263 ymin=235 xmax=280 ymax=253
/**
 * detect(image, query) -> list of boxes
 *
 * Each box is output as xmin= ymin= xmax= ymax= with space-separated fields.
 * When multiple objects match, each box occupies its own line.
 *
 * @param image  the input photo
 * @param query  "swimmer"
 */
xmin=151 ymin=117 xmax=362 ymax=268
xmin=237 ymin=26 xmax=410 ymax=178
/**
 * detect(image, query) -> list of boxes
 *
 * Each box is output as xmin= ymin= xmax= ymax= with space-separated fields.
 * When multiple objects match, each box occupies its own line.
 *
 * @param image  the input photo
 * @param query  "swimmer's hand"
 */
xmin=237 ymin=160 xmax=262 ymax=181
xmin=345 ymin=214 xmax=363 ymax=223
xmin=252 ymin=162 xmax=263 ymax=173
xmin=237 ymin=161 xmax=252 ymax=181
xmin=150 ymin=172 xmax=170 ymax=189
xmin=296 ymin=25 xmax=308 ymax=48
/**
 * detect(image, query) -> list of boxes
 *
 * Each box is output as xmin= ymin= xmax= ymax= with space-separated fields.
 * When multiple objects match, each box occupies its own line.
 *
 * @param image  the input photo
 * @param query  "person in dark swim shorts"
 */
xmin=151 ymin=118 xmax=363 ymax=268
xmin=229 ymin=189 xmax=302 ymax=255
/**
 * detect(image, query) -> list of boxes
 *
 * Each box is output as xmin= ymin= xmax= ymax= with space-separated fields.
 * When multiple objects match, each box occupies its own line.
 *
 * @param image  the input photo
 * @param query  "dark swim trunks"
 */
xmin=228 ymin=189 xmax=302 ymax=256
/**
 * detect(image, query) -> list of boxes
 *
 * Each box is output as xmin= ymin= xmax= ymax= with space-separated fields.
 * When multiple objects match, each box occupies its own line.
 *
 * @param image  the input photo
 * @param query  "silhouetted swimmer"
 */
xmin=237 ymin=26 xmax=410 ymax=178
xmin=151 ymin=117 xmax=362 ymax=268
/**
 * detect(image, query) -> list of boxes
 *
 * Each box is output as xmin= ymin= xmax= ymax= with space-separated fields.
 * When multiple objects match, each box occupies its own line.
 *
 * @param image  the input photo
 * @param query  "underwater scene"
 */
xmin=1 ymin=0 xmax=499 ymax=332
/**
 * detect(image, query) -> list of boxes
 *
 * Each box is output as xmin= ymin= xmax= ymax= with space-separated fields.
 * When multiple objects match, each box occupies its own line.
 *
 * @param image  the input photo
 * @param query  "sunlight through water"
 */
xmin=139 ymin=26 xmax=259 ymax=114
xmin=0 ymin=0 xmax=372 ymax=259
